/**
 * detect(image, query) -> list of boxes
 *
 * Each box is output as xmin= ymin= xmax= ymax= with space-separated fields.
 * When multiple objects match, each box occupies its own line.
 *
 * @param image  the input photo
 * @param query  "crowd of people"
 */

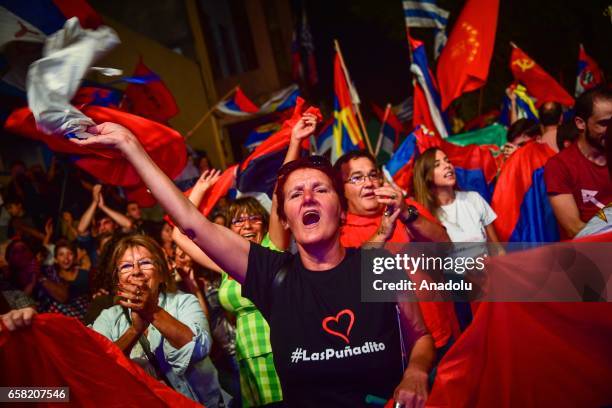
xmin=0 ymin=86 xmax=611 ymax=407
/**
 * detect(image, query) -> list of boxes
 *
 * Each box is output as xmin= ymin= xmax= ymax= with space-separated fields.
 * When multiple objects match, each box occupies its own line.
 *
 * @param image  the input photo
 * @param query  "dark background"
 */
xmin=303 ymin=0 xmax=612 ymax=119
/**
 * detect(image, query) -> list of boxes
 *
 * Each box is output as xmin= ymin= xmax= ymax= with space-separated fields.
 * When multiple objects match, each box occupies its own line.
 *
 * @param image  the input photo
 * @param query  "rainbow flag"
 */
xmin=331 ymin=51 xmax=365 ymax=163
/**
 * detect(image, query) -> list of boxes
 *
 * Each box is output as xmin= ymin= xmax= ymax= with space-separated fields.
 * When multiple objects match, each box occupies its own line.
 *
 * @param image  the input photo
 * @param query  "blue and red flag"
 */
xmin=244 ymin=122 xmax=282 ymax=151
xmin=371 ymin=103 xmax=402 ymax=157
xmin=0 ymin=0 xmax=102 ymax=95
xmin=291 ymin=2 xmax=318 ymax=86
xmin=383 ymin=125 xmax=497 ymax=200
xmin=332 ymin=51 xmax=365 ymax=163
xmin=216 ymin=84 xmax=299 ymax=117
xmin=491 ymin=141 xmax=559 ymax=242
xmin=72 ymin=83 xmax=123 ymax=109
xmin=119 ymin=58 xmax=179 ymax=123
xmin=575 ymin=44 xmax=604 ymax=97
xmin=236 ymin=97 xmax=321 ymax=208
xmin=4 ymin=105 xmax=186 ymax=187
xmin=315 ymin=117 xmax=333 ymax=156
xmin=216 ymin=86 xmax=259 ymax=116
xmin=409 ymin=35 xmax=448 ymax=138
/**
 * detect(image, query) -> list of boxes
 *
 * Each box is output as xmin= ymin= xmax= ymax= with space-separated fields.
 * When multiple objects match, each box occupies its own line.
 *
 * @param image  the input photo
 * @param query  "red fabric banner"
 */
xmin=436 ymin=0 xmax=499 ymax=110
xmin=0 ymin=313 xmax=200 ymax=407
xmin=4 ymin=106 xmax=187 ymax=187
xmin=121 ymin=58 xmax=179 ymax=123
xmin=510 ymin=46 xmax=575 ymax=107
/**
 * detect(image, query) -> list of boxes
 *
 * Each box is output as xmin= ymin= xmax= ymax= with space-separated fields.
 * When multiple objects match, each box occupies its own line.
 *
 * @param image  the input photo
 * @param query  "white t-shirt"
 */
xmin=438 ymin=191 xmax=497 ymax=242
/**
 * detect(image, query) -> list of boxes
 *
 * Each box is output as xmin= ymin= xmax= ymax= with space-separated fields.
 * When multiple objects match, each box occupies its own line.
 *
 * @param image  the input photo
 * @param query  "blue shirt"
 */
xmin=91 ymin=291 xmax=223 ymax=406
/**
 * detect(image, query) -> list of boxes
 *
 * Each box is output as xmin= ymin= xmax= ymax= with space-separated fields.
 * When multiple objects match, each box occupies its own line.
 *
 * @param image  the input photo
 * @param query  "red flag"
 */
xmin=575 ymin=44 xmax=605 ymax=97
xmin=428 ymin=304 xmax=612 ymax=408
xmin=510 ymin=46 xmax=575 ymax=107
xmin=120 ymin=58 xmax=179 ymax=123
xmin=124 ymin=183 xmax=157 ymax=208
xmin=436 ymin=0 xmax=499 ymax=110
xmin=0 ymin=313 xmax=199 ymax=407
xmin=4 ymin=106 xmax=186 ymax=187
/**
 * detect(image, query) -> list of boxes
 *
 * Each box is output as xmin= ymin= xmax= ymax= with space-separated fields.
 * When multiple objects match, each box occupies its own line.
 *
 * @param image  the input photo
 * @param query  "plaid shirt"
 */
xmin=218 ymin=234 xmax=283 ymax=406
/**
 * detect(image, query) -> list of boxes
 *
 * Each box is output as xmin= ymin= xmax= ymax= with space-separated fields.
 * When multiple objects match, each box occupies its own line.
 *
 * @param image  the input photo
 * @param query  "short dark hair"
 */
xmin=332 ymin=150 xmax=377 ymax=175
xmin=507 ymin=119 xmax=541 ymax=143
xmin=54 ymin=238 xmax=76 ymax=256
xmin=575 ymin=87 xmax=612 ymax=122
xmin=556 ymin=122 xmax=580 ymax=151
xmin=538 ymin=102 xmax=563 ymax=126
xmin=275 ymin=155 xmax=347 ymax=222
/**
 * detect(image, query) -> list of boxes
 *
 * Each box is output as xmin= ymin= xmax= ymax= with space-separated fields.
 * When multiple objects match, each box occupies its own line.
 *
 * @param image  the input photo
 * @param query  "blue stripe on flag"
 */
xmin=3 ymin=0 xmax=67 ymax=34
xmin=274 ymin=89 xmax=299 ymax=112
xmin=404 ymin=9 xmax=448 ymax=26
xmin=509 ymin=167 xmax=560 ymax=242
xmin=454 ymin=167 xmax=492 ymax=202
xmin=386 ymin=133 xmax=417 ymax=176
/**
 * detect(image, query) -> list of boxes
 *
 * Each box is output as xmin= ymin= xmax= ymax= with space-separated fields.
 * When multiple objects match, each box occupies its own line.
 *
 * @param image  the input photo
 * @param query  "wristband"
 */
xmin=401 ymin=205 xmax=419 ymax=224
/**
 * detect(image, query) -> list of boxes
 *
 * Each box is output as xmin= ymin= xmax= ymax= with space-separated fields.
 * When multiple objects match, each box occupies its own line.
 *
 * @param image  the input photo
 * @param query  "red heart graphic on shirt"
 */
xmin=321 ymin=309 xmax=355 ymax=344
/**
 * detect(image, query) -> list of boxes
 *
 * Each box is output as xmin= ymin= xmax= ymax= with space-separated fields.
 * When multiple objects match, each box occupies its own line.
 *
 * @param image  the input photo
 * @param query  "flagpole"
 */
xmin=374 ymin=103 xmax=392 ymax=157
xmin=185 ymin=85 xmax=238 ymax=138
xmin=333 ymin=39 xmax=375 ymax=155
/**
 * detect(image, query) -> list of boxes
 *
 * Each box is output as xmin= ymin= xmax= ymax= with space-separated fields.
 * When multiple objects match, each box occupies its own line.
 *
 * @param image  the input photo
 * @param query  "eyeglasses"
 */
xmin=117 ymin=259 xmax=156 ymax=275
xmin=230 ymin=215 xmax=264 ymax=227
xmin=345 ymin=171 xmax=383 ymax=185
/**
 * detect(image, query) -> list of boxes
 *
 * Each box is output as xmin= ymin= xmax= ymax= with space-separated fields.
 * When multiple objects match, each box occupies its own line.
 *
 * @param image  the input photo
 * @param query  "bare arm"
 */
xmin=77 ymin=185 xmax=100 ymax=236
xmin=269 ymin=113 xmax=319 ymax=250
xmin=394 ymin=301 xmax=435 ymax=407
xmin=402 ymin=211 xmax=450 ymax=242
xmin=171 ymin=170 xmax=224 ymax=273
xmin=39 ymin=279 xmax=69 ymax=303
xmin=548 ymin=193 xmax=586 ymax=238
xmin=485 ymin=223 xmax=500 ymax=243
xmin=72 ymin=123 xmax=250 ymax=283
xmin=99 ymin=193 xmax=133 ymax=230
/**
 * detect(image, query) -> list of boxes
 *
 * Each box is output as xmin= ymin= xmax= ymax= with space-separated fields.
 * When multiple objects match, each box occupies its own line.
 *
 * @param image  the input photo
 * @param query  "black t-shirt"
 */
xmin=243 ymin=243 xmax=403 ymax=407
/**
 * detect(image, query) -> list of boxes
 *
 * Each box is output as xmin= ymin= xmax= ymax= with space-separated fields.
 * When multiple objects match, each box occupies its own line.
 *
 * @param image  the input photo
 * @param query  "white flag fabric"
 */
xmin=403 ymin=0 xmax=449 ymax=29
xmin=26 ymin=17 xmax=119 ymax=138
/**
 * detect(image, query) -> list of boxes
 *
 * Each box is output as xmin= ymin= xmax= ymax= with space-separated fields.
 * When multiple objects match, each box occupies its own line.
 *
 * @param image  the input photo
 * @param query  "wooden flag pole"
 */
xmin=333 ymin=39 xmax=375 ymax=155
xmin=186 ymin=85 xmax=238 ymax=138
xmin=509 ymin=41 xmax=518 ymax=49
xmin=374 ymin=103 xmax=392 ymax=157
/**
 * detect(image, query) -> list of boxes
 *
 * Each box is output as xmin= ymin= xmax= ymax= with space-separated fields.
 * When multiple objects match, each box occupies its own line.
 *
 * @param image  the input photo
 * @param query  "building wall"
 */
xmin=91 ymin=15 xmax=230 ymax=168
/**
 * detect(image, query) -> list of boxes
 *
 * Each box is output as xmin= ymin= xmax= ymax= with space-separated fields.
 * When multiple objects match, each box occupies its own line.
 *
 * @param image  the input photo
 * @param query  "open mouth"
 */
xmin=444 ymin=170 xmax=455 ymax=179
xmin=241 ymin=232 xmax=257 ymax=241
xmin=302 ymin=210 xmax=321 ymax=226
xmin=362 ymin=191 xmax=376 ymax=199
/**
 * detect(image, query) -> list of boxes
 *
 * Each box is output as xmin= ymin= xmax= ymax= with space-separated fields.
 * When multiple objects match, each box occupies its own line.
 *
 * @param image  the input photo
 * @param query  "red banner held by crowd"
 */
xmin=0 ymin=313 xmax=200 ymax=408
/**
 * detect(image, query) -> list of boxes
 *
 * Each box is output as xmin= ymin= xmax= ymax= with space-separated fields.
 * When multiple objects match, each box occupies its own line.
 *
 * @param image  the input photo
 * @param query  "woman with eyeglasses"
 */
xmin=413 ymin=148 xmax=500 ymax=244
xmin=71 ymin=122 xmax=434 ymax=408
xmin=172 ymin=172 xmax=286 ymax=407
xmin=90 ymin=234 xmax=223 ymax=407
xmin=171 ymin=172 xmax=285 ymax=407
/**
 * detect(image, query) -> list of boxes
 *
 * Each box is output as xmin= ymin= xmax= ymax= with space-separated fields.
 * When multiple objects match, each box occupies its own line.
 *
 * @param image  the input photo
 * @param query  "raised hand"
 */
xmin=291 ymin=113 xmax=318 ymax=143
xmin=70 ymin=122 xmax=138 ymax=152
xmin=374 ymin=183 xmax=406 ymax=214
xmin=194 ymin=169 xmax=222 ymax=194
xmin=92 ymin=184 xmax=102 ymax=204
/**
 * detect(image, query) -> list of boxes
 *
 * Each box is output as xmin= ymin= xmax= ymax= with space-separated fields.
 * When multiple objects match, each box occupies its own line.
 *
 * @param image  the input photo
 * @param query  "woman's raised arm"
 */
xmin=72 ymin=123 xmax=250 ymax=282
